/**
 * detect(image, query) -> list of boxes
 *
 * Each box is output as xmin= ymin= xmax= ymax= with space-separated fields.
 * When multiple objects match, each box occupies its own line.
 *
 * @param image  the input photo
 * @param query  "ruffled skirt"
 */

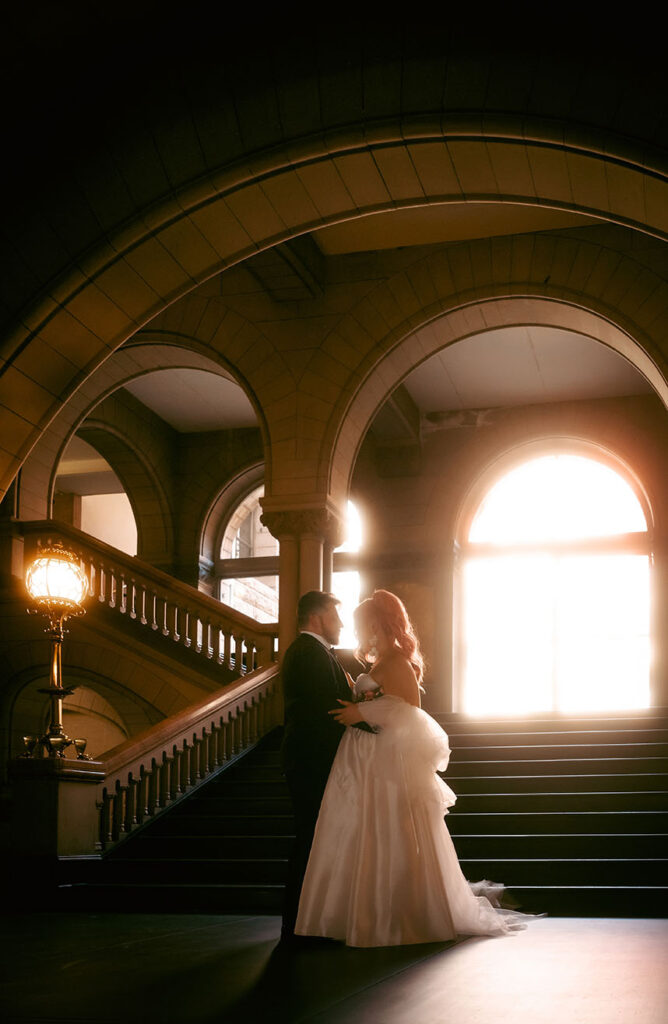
xmin=296 ymin=697 xmax=530 ymax=947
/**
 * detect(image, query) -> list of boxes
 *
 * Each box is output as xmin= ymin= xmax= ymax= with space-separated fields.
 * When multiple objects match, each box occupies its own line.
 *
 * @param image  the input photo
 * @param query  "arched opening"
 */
xmin=457 ymin=450 xmax=651 ymax=715
xmin=219 ymin=485 xmax=279 ymax=622
xmin=53 ymin=435 xmax=138 ymax=555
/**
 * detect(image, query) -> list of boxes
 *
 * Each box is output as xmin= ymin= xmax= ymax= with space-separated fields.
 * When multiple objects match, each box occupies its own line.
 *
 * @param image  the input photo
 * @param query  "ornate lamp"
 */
xmin=24 ymin=541 xmax=90 ymax=758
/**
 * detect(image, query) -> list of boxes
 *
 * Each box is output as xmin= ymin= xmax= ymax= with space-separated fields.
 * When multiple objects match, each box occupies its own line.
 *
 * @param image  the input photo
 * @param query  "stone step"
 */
xmin=459 ymin=858 xmax=668 ymax=885
xmin=435 ymin=713 xmax=668 ymax=734
xmin=452 ymin=833 xmax=668 ymax=859
xmin=447 ymin=728 xmax=668 ymax=747
xmin=57 ymin=882 xmax=285 ymax=914
xmin=446 ymin=810 xmax=668 ymax=835
xmin=62 ymin=855 xmax=668 ymax=888
xmin=55 ymin=880 xmax=668 ymax=918
xmin=445 ymin=773 xmax=668 ymax=794
xmin=505 ymin=885 xmax=668 ymax=918
xmin=182 ymin=790 xmax=668 ymax=815
xmin=117 ymin=834 xmax=295 ymax=859
xmin=448 ymin=757 xmax=668 ymax=776
xmin=448 ymin=742 xmax=668 ymax=761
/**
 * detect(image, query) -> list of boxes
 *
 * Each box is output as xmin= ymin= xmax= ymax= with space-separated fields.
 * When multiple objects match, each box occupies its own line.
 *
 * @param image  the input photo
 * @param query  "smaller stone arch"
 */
xmin=199 ymin=463 xmax=266 ymax=594
xmin=5 ymin=665 xmax=163 ymax=764
xmin=72 ymin=421 xmax=174 ymax=570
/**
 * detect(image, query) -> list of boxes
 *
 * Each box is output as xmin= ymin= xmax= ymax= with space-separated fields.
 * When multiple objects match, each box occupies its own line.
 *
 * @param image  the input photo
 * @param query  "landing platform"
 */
xmin=2 ymin=914 xmax=665 ymax=1023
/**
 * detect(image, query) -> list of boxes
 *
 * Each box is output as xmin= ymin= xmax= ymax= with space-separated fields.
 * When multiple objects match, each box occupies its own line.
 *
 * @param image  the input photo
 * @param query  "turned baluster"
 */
xmin=209 ymin=723 xmax=220 ymax=769
xmin=149 ymin=590 xmax=159 ymax=631
xmin=243 ymin=701 xmax=252 ymax=748
xmin=199 ymin=729 xmax=208 ymax=777
xmin=99 ymin=789 xmax=113 ymax=846
xmin=171 ymin=603 xmax=180 ymax=642
xmin=125 ymin=773 xmax=137 ymax=831
xmin=182 ymin=609 xmax=192 ymax=648
xmin=217 ymin=718 xmax=228 ymax=763
xmin=129 ymin=579 xmax=137 ymax=620
xmin=222 ymin=631 xmax=232 ymax=670
xmin=179 ymin=739 xmax=189 ymax=792
xmin=170 ymin=745 xmax=180 ymax=800
xmin=204 ymin=620 xmax=214 ymax=660
xmin=147 ymin=757 xmax=159 ymax=815
xmin=215 ymin=626 xmax=225 ymax=665
xmin=257 ymin=693 xmax=266 ymax=737
xmin=138 ymin=584 xmax=148 ymax=626
xmin=250 ymin=699 xmax=259 ymax=743
xmin=88 ymin=561 xmax=99 ymax=601
xmin=138 ymin=765 xmax=149 ymax=821
xmin=111 ymin=780 xmax=124 ymax=840
xmin=159 ymin=751 xmax=170 ymax=807
xmin=159 ymin=596 xmax=170 ymax=637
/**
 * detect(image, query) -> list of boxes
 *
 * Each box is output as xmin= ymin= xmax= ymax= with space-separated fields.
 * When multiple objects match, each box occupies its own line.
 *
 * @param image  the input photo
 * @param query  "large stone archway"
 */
xmin=3 ymin=119 xmax=668 ymax=502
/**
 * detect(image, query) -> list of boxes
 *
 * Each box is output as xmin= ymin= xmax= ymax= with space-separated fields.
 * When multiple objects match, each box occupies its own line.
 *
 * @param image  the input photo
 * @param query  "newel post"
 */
xmin=8 ymin=757 xmax=105 ymax=859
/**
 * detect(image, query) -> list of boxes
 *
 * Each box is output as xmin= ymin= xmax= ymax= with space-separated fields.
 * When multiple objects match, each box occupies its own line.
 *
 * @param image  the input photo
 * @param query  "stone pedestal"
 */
xmin=8 ymin=756 xmax=104 ymax=860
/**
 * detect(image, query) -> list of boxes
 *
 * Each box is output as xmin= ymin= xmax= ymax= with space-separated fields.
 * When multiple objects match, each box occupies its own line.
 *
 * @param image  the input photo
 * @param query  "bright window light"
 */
xmin=463 ymin=455 xmax=650 ymax=714
xmin=471 ymin=455 xmax=646 ymax=543
xmin=333 ymin=501 xmax=362 ymax=648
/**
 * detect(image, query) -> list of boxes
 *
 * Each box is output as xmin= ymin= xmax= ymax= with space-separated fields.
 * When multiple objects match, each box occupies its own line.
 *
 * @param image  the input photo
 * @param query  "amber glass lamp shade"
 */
xmin=25 ymin=542 xmax=89 ymax=615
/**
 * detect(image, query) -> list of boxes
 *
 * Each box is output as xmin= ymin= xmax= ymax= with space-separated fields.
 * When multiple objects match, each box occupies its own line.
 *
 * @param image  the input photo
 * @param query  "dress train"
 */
xmin=296 ymin=691 xmax=531 ymax=947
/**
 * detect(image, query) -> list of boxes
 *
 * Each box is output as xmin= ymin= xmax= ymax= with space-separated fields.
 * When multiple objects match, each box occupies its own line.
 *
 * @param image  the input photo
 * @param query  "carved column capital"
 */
xmin=261 ymin=506 xmax=344 ymax=548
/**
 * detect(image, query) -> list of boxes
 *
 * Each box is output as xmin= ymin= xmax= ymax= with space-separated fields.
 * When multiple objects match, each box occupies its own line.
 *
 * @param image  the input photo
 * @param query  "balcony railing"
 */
xmin=19 ymin=521 xmax=278 ymax=677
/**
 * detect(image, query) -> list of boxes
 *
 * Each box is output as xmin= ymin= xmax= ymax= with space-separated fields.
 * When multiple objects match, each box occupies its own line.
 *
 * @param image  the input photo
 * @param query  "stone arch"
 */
xmin=17 ymin=339 xmax=267 ymax=523
xmin=324 ymin=245 xmax=668 ymax=507
xmin=4 ymin=114 xmax=668 ymax=502
xmin=4 ymin=663 xmax=164 ymax=765
xmin=200 ymin=463 xmax=266 ymax=580
xmin=73 ymin=422 xmax=173 ymax=568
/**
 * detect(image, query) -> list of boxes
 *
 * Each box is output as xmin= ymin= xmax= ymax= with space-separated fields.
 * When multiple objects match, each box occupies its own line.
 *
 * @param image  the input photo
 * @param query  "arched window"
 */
xmin=459 ymin=452 xmax=651 ymax=715
xmin=218 ymin=485 xmax=279 ymax=622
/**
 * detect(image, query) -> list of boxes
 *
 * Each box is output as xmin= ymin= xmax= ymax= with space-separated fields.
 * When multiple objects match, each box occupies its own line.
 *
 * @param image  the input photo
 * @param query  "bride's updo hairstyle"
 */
xmin=355 ymin=589 xmax=425 ymax=684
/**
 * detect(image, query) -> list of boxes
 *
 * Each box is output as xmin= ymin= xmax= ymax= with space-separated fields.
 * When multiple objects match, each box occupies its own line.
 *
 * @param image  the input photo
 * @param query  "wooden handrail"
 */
xmin=96 ymin=663 xmax=282 ymax=851
xmin=102 ymin=664 xmax=277 ymax=775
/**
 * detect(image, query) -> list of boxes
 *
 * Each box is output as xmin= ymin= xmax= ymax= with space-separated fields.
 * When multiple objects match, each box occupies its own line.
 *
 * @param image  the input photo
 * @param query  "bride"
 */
xmin=295 ymin=589 xmax=531 ymax=947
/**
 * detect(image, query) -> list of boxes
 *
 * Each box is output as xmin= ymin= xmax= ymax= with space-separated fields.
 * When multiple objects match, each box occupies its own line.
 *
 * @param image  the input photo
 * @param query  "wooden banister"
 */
xmin=18 ymin=520 xmax=278 ymax=676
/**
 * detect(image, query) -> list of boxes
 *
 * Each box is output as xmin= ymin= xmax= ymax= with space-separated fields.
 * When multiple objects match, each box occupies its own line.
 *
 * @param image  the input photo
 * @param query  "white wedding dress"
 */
xmin=295 ymin=674 xmax=530 ymax=947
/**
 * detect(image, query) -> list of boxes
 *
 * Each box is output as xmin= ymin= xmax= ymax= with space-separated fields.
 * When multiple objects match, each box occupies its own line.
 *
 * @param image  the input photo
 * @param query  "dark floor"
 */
xmin=1 ymin=913 xmax=666 ymax=1024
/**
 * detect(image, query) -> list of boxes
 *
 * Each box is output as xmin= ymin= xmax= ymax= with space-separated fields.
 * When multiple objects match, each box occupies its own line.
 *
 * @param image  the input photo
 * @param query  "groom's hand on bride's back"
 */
xmin=329 ymin=699 xmax=363 ymax=725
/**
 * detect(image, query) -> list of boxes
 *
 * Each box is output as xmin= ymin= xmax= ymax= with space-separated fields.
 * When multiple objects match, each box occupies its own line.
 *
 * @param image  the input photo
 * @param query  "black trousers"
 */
xmin=281 ymin=766 xmax=330 ymax=938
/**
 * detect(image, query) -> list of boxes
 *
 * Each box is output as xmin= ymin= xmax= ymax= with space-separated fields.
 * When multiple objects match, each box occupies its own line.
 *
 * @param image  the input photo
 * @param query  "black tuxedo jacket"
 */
xmin=280 ymin=632 xmax=352 ymax=776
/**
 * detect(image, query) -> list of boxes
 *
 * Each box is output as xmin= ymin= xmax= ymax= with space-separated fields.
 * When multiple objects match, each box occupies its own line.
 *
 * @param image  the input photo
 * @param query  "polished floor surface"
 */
xmin=2 ymin=914 xmax=666 ymax=1023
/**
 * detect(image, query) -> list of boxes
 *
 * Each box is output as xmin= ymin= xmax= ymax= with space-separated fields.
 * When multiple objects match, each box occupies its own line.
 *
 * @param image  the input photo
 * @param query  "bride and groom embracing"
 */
xmin=280 ymin=589 xmax=529 ymax=948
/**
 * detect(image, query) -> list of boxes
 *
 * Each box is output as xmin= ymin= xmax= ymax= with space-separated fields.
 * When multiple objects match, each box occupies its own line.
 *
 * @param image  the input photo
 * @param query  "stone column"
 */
xmin=261 ymin=505 xmax=344 ymax=658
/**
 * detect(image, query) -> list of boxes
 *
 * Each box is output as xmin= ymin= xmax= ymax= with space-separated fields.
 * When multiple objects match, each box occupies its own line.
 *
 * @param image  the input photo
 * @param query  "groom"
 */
xmin=280 ymin=590 xmax=352 ymax=941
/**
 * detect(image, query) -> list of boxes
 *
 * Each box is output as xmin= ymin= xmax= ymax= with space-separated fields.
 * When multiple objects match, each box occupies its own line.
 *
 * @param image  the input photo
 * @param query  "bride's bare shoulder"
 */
xmin=375 ymin=651 xmax=420 ymax=706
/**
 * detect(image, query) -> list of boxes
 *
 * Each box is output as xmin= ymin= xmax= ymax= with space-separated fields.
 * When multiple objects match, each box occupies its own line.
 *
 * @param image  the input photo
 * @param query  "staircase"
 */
xmin=59 ymin=710 xmax=668 ymax=917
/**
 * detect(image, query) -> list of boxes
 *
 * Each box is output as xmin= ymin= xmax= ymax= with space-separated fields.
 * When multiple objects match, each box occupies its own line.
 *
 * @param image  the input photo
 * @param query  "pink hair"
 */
xmin=355 ymin=589 xmax=425 ymax=684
